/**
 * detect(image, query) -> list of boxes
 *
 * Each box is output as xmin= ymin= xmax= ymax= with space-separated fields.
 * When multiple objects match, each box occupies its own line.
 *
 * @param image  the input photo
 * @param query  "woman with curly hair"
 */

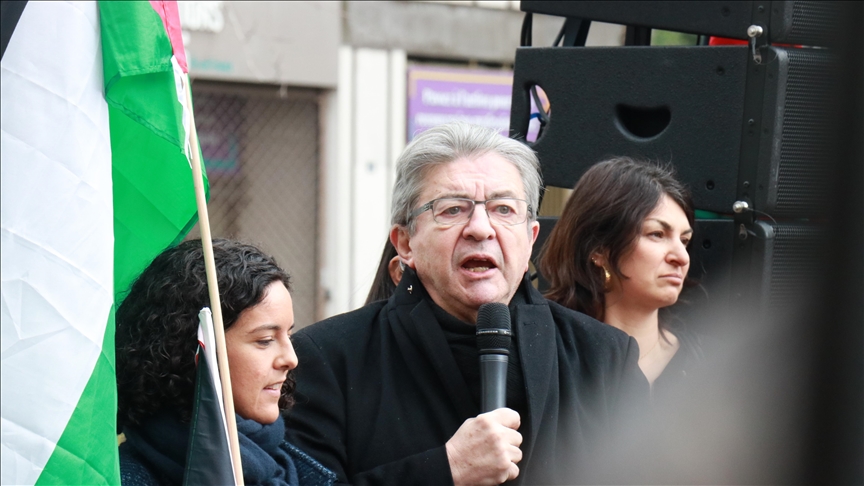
xmin=539 ymin=157 xmax=701 ymax=389
xmin=116 ymin=238 xmax=335 ymax=486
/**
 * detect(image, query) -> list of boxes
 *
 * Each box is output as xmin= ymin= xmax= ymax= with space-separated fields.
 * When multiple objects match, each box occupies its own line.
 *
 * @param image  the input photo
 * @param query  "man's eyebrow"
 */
xmin=646 ymin=218 xmax=694 ymax=234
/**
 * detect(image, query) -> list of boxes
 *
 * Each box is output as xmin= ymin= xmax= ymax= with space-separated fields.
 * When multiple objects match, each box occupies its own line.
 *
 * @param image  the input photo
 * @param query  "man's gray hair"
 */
xmin=392 ymin=121 xmax=542 ymax=233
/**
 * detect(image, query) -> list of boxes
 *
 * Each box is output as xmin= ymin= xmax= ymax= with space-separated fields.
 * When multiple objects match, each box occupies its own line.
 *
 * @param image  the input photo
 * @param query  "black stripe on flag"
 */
xmin=1 ymin=0 xmax=28 ymax=61
xmin=183 ymin=348 xmax=235 ymax=485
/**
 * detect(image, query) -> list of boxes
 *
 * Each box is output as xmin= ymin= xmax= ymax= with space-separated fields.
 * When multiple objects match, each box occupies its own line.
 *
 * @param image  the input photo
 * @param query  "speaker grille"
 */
xmin=788 ymin=1 xmax=842 ymax=47
xmin=775 ymin=48 xmax=836 ymax=217
xmin=768 ymin=223 xmax=824 ymax=310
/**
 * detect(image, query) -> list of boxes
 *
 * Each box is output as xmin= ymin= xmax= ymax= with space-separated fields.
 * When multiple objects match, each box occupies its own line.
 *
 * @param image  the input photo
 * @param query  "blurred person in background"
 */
xmin=286 ymin=122 xmax=647 ymax=485
xmin=116 ymin=239 xmax=335 ymax=486
xmin=364 ymin=239 xmax=403 ymax=305
xmin=539 ymin=157 xmax=701 ymax=390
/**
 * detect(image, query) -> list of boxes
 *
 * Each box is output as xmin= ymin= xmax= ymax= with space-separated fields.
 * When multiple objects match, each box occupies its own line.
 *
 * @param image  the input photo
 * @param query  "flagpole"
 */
xmin=184 ymin=74 xmax=245 ymax=486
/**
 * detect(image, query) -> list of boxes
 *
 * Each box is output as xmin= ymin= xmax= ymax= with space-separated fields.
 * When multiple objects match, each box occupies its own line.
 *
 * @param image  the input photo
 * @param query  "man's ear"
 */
xmin=387 ymin=256 xmax=403 ymax=286
xmin=524 ymin=220 xmax=541 ymax=273
xmin=390 ymin=225 xmax=415 ymax=269
xmin=529 ymin=220 xmax=540 ymax=246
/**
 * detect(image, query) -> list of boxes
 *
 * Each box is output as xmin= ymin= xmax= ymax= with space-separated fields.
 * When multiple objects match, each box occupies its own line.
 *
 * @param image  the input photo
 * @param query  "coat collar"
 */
xmin=388 ymin=269 xmax=477 ymax=418
xmin=511 ymin=281 xmax=557 ymax=462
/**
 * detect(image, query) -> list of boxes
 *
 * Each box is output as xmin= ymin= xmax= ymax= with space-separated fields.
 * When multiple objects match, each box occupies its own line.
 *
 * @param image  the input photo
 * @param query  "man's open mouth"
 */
xmin=462 ymin=257 xmax=497 ymax=273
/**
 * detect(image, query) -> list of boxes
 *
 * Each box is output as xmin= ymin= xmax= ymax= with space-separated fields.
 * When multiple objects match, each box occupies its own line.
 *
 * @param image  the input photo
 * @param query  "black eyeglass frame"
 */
xmin=409 ymin=197 xmax=534 ymax=226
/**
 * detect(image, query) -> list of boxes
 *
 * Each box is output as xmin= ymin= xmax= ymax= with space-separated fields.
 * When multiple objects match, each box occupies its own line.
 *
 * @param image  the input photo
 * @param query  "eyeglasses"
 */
xmin=410 ymin=197 xmax=533 ymax=226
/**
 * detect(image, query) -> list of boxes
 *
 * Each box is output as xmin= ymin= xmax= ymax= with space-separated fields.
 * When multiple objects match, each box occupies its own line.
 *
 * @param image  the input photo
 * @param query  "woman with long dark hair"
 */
xmin=539 ymin=157 xmax=700 ymax=387
xmin=116 ymin=238 xmax=335 ymax=485
xmin=364 ymin=239 xmax=403 ymax=305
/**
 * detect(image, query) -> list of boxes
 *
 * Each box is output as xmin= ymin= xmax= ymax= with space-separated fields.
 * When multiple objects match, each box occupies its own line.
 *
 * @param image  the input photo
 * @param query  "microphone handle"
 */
xmin=480 ymin=354 xmax=508 ymax=412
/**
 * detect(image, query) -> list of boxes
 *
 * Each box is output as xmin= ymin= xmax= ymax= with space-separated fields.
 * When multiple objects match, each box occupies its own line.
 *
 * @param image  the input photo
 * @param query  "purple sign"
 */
xmin=407 ymin=65 xmax=515 ymax=142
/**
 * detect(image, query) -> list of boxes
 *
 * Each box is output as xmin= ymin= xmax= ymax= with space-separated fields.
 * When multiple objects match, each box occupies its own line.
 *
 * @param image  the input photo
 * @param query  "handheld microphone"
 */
xmin=476 ymin=303 xmax=512 ymax=412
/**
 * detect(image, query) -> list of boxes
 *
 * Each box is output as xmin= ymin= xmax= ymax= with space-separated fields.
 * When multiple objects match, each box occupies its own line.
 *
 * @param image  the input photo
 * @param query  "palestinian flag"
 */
xmin=1 ymin=1 xmax=205 ymax=484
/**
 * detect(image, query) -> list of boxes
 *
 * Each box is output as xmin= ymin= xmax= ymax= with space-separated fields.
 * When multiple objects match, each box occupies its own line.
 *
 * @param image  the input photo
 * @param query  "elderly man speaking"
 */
xmin=286 ymin=122 xmax=647 ymax=485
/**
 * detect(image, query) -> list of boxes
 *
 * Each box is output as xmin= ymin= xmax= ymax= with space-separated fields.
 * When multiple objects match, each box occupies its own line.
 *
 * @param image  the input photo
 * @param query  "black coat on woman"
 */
xmin=285 ymin=269 xmax=649 ymax=485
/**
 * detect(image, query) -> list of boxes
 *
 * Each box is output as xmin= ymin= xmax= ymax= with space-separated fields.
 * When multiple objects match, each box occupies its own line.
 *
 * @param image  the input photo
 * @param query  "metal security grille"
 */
xmin=186 ymin=81 xmax=321 ymax=328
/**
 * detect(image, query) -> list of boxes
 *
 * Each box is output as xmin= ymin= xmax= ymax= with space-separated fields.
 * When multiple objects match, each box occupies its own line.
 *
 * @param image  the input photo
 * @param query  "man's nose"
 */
xmin=462 ymin=202 xmax=495 ymax=240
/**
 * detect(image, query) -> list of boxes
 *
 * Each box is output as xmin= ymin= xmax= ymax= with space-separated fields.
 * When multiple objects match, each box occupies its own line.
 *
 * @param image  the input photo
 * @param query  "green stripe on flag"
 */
xmin=98 ymin=0 xmax=207 ymax=301
xmin=109 ymin=106 xmax=203 ymax=300
xmin=100 ymin=1 xmax=182 ymax=147
xmin=37 ymin=311 xmax=119 ymax=486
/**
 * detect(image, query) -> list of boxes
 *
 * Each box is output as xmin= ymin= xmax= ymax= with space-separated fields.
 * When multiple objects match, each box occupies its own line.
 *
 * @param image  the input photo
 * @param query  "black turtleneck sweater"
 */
xmin=429 ymin=300 xmax=527 ymax=417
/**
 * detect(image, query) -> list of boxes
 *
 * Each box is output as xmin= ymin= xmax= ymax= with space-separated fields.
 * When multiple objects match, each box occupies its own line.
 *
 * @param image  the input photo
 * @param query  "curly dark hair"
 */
xmin=539 ymin=156 xmax=694 ymax=329
xmin=116 ymin=238 xmax=294 ymax=429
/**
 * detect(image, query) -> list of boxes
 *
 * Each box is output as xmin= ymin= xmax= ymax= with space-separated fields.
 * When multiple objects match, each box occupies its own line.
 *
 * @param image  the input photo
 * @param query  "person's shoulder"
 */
xmin=281 ymin=441 xmax=338 ymax=486
xmin=118 ymin=443 xmax=165 ymax=486
xmin=544 ymin=299 xmax=639 ymax=378
xmin=546 ymin=299 xmax=632 ymax=347
xmin=295 ymin=300 xmax=388 ymax=345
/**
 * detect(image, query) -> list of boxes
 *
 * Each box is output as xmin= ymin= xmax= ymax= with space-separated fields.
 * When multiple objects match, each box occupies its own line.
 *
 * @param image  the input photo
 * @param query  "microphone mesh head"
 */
xmin=476 ymin=302 xmax=512 ymax=351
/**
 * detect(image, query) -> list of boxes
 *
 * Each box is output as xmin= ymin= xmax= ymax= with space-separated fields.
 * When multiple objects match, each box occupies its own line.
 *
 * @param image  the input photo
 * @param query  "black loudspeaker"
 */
xmin=521 ymin=1 xmax=842 ymax=46
xmin=746 ymin=221 xmax=825 ymax=312
xmin=680 ymin=220 xmax=824 ymax=329
xmin=510 ymin=45 xmax=836 ymax=218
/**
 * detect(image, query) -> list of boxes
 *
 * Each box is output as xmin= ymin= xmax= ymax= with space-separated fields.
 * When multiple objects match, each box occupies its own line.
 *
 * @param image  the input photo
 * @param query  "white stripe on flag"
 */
xmin=1 ymin=2 xmax=113 ymax=485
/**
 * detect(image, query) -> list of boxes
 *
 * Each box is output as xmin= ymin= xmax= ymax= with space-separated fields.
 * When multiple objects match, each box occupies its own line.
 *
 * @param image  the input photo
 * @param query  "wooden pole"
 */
xmin=183 ymin=74 xmax=244 ymax=485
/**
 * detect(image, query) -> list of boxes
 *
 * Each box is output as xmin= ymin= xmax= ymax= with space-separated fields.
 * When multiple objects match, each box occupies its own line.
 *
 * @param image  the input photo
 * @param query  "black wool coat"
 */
xmin=285 ymin=270 xmax=648 ymax=485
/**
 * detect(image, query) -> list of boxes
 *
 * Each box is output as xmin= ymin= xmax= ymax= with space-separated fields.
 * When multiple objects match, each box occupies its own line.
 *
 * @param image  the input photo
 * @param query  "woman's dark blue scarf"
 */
xmin=122 ymin=410 xmax=299 ymax=485
xmin=236 ymin=414 xmax=299 ymax=486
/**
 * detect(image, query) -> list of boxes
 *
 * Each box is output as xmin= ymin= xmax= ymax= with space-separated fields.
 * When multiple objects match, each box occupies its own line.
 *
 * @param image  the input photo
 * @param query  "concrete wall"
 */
xmin=181 ymin=1 xmax=340 ymax=87
xmin=344 ymin=1 xmax=624 ymax=63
